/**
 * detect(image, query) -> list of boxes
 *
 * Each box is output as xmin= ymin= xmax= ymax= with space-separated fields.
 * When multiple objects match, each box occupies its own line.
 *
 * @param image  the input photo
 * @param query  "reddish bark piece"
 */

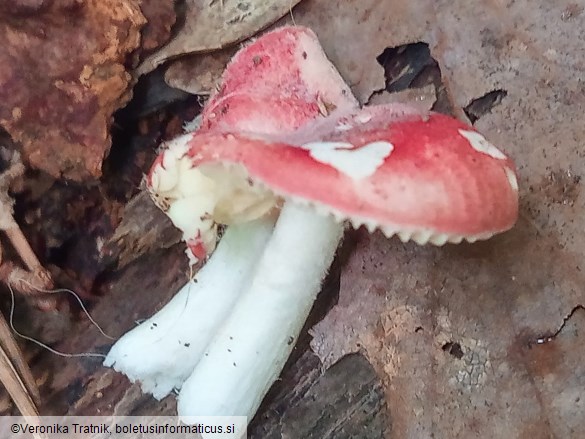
xmin=139 ymin=0 xmax=176 ymax=54
xmin=0 ymin=0 xmax=145 ymax=181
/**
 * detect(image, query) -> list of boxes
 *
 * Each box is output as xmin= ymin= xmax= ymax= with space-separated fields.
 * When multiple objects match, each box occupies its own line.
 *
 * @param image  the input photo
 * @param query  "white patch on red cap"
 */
xmin=458 ymin=129 xmax=507 ymax=160
xmin=300 ymin=141 xmax=394 ymax=180
xmin=355 ymin=113 xmax=372 ymax=124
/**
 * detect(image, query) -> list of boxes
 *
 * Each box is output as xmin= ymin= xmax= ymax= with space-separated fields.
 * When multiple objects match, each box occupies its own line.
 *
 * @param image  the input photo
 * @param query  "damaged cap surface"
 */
xmin=199 ymin=26 xmax=357 ymax=134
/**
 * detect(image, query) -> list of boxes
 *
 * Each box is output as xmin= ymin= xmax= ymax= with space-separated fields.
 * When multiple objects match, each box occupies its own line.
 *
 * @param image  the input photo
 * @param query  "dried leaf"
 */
xmin=164 ymin=49 xmax=236 ymax=96
xmin=312 ymin=228 xmax=585 ymax=437
xmin=284 ymin=0 xmax=408 ymax=103
xmin=137 ymin=0 xmax=302 ymax=76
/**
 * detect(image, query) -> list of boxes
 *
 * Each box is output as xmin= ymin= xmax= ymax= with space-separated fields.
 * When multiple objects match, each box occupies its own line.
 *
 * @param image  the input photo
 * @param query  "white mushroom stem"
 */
xmin=103 ymin=217 xmax=276 ymax=399
xmin=177 ymin=202 xmax=344 ymax=421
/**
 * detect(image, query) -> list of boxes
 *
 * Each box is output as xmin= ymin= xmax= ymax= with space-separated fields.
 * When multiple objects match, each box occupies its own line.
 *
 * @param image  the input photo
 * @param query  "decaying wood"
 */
xmin=250 ymin=352 xmax=388 ymax=438
xmin=32 ymin=225 xmax=385 ymax=435
xmin=100 ymin=191 xmax=181 ymax=270
xmin=37 ymin=243 xmax=187 ymax=415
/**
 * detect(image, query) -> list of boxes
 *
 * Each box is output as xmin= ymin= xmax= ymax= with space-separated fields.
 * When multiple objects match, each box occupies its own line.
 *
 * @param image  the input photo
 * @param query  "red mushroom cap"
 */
xmin=181 ymin=104 xmax=519 ymax=244
xmin=199 ymin=26 xmax=357 ymax=134
xmin=200 ymin=94 xmax=327 ymax=135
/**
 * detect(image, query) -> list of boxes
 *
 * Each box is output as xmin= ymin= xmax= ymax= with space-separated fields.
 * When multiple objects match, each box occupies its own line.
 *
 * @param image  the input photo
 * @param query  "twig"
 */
xmin=0 ymin=312 xmax=40 ymax=406
xmin=0 ymin=148 xmax=46 ymax=417
xmin=0 ymin=345 xmax=38 ymax=417
xmin=0 ymin=148 xmax=55 ymax=297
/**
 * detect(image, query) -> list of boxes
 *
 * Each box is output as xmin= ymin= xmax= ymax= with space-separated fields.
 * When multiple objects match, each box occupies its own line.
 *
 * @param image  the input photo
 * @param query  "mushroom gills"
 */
xmin=286 ymin=198 xmax=497 ymax=246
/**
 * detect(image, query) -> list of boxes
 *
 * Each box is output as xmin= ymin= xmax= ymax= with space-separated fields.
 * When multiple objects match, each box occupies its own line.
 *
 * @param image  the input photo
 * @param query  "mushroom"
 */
xmin=152 ymin=25 xmax=358 ymax=265
xmin=105 ymin=26 xmax=519 ymax=427
xmin=104 ymin=25 xmax=357 ymax=398
xmin=161 ymin=103 xmax=518 ymax=421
